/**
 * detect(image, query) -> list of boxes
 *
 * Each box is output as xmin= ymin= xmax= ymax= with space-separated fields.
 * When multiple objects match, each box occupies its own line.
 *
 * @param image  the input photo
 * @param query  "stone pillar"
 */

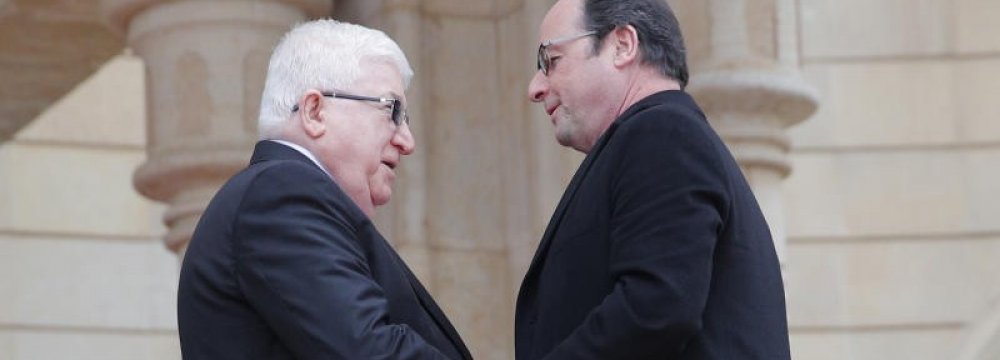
xmin=362 ymin=1 xmax=433 ymax=286
xmin=101 ymin=0 xmax=332 ymax=253
xmin=677 ymin=0 xmax=819 ymax=276
xmin=337 ymin=1 xmax=549 ymax=357
xmin=419 ymin=2 xmax=519 ymax=358
xmin=360 ymin=1 xmax=528 ymax=359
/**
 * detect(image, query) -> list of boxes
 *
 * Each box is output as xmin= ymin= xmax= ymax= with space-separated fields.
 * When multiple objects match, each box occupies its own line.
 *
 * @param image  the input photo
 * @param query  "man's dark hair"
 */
xmin=583 ymin=0 xmax=689 ymax=88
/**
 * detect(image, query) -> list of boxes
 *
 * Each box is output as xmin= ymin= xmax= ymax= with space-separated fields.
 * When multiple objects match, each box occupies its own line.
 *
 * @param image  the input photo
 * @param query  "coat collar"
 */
xmin=250 ymin=140 xmax=322 ymax=169
xmin=518 ymin=90 xmax=695 ymax=290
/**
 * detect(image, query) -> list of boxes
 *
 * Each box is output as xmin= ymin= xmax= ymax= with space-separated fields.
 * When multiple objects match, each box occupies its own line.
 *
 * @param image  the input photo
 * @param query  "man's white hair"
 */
xmin=257 ymin=19 xmax=414 ymax=139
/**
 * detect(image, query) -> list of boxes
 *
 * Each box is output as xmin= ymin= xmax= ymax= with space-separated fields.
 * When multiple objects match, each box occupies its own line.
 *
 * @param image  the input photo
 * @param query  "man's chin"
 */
xmin=371 ymin=192 xmax=392 ymax=208
xmin=555 ymin=131 xmax=575 ymax=149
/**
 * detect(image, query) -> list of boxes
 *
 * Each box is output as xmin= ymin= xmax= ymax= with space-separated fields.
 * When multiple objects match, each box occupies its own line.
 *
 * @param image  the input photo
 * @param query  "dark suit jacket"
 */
xmin=515 ymin=91 xmax=790 ymax=359
xmin=178 ymin=140 xmax=472 ymax=360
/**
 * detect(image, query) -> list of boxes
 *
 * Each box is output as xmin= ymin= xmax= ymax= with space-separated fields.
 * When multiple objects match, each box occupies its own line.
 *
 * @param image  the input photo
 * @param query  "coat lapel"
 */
xmin=518 ymin=92 xmax=672 ymax=285
xmin=519 ymin=121 xmax=621 ymax=288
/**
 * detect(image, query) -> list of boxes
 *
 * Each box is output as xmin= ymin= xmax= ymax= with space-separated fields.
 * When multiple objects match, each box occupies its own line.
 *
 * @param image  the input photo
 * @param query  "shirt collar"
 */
xmin=268 ymin=139 xmax=332 ymax=178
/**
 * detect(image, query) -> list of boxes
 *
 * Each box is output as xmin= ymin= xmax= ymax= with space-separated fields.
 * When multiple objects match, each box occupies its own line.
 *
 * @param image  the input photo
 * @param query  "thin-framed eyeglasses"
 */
xmin=536 ymin=30 xmax=597 ymax=76
xmin=292 ymin=91 xmax=409 ymax=126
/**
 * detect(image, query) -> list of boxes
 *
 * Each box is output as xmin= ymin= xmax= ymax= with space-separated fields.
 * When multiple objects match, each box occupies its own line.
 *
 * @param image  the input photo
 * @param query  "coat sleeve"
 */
xmin=232 ymin=162 xmax=451 ymax=360
xmin=543 ymin=107 xmax=729 ymax=359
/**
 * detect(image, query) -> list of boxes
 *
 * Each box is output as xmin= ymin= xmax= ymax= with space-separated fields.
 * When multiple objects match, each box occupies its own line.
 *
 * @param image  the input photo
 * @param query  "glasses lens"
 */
xmin=391 ymin=99 xmax=403 ymax=126
xmin=537 ymin=45 xmax=547 ymax=75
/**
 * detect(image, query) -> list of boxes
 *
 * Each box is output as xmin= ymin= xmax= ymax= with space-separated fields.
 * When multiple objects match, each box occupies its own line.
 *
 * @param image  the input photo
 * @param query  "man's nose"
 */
xmin=393 ymin=123 xmax=416 ymax=155
xmin=528 ymin=71 xmax=548 ymax=103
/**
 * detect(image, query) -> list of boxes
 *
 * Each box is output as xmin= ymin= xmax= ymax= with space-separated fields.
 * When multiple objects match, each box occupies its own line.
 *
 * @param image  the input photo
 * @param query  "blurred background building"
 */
xmin=1 ymin=0 xmax=998 ymax=359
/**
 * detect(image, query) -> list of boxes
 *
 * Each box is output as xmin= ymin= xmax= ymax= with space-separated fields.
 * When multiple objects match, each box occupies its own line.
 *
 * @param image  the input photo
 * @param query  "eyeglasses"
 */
xmin=292 ymin=91 xmax=409 ymax=126
xmin=536 ymin=30 xmax=597 ymax=76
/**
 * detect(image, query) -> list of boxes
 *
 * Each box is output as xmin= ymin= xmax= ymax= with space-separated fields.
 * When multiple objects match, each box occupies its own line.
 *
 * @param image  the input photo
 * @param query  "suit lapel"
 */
xmin=403 ymin=262 xmax=474 ymax=360
xmin=381 ymin=236 xmax=473 ymax=360
xmin=255 ymin=140 xmax=472 ymax=358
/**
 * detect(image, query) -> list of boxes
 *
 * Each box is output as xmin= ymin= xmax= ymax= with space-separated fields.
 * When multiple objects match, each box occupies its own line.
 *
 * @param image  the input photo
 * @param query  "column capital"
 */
xmin=688 ymin=69 xmax=819 ymax=130
xmin=112 ymin=0 xmax=328 ymax=253
xmin=682 ymin=0 xmax=819 ymax=281
xmin=687 ymin=69 xmax=818 ymax=178
xmin=100 ymin=0 xmax=333 ymax=37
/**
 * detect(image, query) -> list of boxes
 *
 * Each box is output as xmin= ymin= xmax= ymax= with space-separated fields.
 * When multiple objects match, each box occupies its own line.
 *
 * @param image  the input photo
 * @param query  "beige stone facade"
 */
xmin=1 ymin=0 xmax=998 ymax=359
xmin=786 ymin=1 xmax=1000 ymax=359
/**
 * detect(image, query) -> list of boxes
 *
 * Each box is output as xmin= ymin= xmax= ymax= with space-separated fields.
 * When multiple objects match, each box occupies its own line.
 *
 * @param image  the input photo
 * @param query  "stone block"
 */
xmin=394 ymin=242 xmax=434 ymax=292
xmin=786 ymin=238 xmax=1000 ymax=326
xmin=0 ymin=143 xmax=165 ymax=237
xmin=956 ymin=0 xmax=1000 ymax=53
xmin=0 ymin=235 xmax=178 ymax=330
xmin=423 ymin=16 xmax=509 ymax=251
xmin=335 ymin=0 xmax=387 ymax=24
xmin=0 ymin=330 xmax=180 ymax=360
xmin=799 ymin=0 xmax=953 ymax=59
xmin=783 ymin=151 xmax=993 ymax=237
xmin=421 ymin=0 xmax=522 ymax=17
xmin=791 ymin=328 xmax=964 ymax=360
xmin=430 ymin=248 xmax=513 ymax=360
xmin=791 ymin=61 xmax=958 ymax=148
xmin=955 ymin=58 xmax=1000 ymax=143
xmin=965 ymin=149 xmax=1000 ymax=233
xmin=16 ymin=55 xmax=146 ymax=147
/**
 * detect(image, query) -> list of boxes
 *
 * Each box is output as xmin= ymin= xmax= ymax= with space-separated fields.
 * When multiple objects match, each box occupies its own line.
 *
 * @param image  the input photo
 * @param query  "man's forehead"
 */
xmin=539 ymin=0 xmax=583 ymax=40
xmin=356 ymin=61 xmax=405 ymax=97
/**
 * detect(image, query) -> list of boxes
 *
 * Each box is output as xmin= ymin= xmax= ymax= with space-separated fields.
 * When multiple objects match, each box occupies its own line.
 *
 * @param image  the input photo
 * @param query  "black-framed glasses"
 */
xmin=536 ymin=30 xmax=597 ymax=76
xmin=292 ymin=91 xmax=409 ymax=126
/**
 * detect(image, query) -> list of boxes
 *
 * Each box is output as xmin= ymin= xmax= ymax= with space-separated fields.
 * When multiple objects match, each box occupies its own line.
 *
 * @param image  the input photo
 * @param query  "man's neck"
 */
xmin=614 ymin=68 xmax=681 ymax=118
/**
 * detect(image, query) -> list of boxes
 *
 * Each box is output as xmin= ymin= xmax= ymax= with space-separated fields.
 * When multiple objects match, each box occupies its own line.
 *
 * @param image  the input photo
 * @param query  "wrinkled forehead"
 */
xmin=539 ymin=0 xmax=585 ymax=41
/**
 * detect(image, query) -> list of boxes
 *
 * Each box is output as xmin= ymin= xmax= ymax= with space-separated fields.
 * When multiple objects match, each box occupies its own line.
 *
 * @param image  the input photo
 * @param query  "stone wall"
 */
xmin=1 ymin=0 xmax=999 ymax=359
xmin=784 ymin=0 xmax=1000 ymax=359
xmin=0 ymin=56 xmax=179 ymax=359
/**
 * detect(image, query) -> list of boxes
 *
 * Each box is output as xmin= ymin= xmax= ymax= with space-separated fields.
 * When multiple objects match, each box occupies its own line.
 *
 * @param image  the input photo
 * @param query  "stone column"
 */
xmin=365 ymin=1 xmax=434 ymax=289
xmin=101 ymin=0 xmax=331 ymax=253
xmin=360 ymin=1 xmax=528 ymax=358
xmin=677 ymin=0 xmax=819 ymax=276
xmin=338 ymin=1 xmax=544 ymax=357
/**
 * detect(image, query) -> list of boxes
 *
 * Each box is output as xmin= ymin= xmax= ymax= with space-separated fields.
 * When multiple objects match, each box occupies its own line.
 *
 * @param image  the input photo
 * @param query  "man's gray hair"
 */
xmin=257 ymin=19 xmax=414 ymax=139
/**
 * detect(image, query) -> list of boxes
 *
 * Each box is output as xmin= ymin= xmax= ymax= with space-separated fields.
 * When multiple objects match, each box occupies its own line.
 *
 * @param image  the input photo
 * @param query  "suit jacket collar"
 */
xmin=250 ymin=140 xmax=322 ymax=169
xmin=251 ymin=140 xmax=472 ymax=359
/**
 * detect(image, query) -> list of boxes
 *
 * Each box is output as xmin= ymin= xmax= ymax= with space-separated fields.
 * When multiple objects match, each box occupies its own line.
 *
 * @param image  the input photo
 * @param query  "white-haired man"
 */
xmin=178 ymin=20 xmax=472 ymax=360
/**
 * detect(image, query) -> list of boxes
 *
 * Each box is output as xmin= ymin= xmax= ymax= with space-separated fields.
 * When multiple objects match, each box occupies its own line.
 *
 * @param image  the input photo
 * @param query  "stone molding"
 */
xmin=101 ymin=0 xmax=332 ymax=36
xmin=103 ymin=0 xmax=324 ymax=252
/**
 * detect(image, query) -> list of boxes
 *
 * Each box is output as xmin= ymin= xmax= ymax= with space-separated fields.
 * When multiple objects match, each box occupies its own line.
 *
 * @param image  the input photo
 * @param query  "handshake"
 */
xmin=177 ymin=1 xmax=790 ymax=359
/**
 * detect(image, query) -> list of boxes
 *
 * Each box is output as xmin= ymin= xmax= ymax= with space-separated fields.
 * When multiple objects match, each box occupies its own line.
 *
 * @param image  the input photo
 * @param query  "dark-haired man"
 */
xmin=515 ymin=0 xmax=791 ymax=359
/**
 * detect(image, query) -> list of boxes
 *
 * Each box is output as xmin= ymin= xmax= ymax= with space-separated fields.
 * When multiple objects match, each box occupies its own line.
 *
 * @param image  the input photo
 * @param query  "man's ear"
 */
xmin=299 ymin=90 xmax=327 ymax=138
xmin=611 ymin=25 xmax=640 ymax=68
